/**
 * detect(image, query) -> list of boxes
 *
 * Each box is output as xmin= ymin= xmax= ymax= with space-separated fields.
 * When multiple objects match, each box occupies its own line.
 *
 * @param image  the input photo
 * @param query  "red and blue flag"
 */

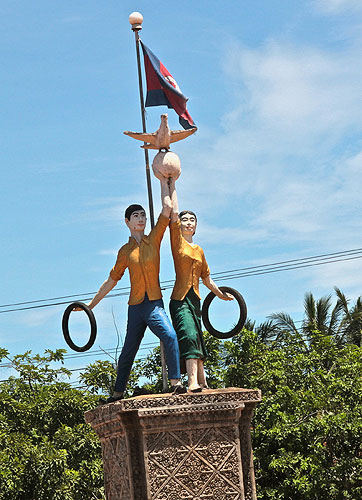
xmin=140 ymin=41 xmax=196 ymax=130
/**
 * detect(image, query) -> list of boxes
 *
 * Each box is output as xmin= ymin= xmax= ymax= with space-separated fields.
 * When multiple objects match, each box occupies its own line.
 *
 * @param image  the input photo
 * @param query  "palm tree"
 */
xmin=266 ymin=310 xmax=307 ymax=348
xmin=255 ymin=319 xmax=282 ymax=345
xmin=301 ymin=292 xmax=344 ymax=339
xmin=259 ymin=289 xmax=361 ymax=347
xmin=244 ymin=317 xmax=294 ymax=346
xmin=334 ymin=287 xmax=362 ymax=347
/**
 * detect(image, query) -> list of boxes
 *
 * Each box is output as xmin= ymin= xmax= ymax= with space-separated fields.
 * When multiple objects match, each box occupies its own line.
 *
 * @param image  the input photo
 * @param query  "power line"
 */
xmin=1 ymin=247 xmax=362 ymax=315
xmin=211 ymin=247 xmax=362 ymax=276
xmin=1 ymin=328 xmax=351 ymax=385
xmin=0 ymin=343 xmax=160 ymax=369
xmin=0 ymin=284 xmax=132 ymax=309
xmin=62 ymin=341 xmax=158 ymax=360
xmin=212 ymin=255 xmax=362 ymax=282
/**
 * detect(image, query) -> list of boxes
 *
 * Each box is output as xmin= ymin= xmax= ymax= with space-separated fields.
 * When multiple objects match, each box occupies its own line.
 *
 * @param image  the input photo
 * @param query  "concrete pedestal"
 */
xmin=85 ymin=388 xmax=261 ymax=500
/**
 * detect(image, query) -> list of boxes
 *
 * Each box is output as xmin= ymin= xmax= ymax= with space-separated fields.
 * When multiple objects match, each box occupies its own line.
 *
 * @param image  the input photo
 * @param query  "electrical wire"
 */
xmin=0 ymin=248 xmax=360 ymax=380
xmin=0 ymin=343 xmax=160 ymax=369
xmin=1 ymin=247 xmax=362 ymax=314
xmin=212 ymin=255 xmax=362 ymax=282
xmin=0 ymin=325 xmax=355 ymax=384
xmin=0 ymin=284 xmax=132 ymax=309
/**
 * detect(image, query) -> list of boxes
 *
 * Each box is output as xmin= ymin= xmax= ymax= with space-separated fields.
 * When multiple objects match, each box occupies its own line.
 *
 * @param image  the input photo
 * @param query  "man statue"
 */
xmin=82 ymin=176 xmax=185 ymax=403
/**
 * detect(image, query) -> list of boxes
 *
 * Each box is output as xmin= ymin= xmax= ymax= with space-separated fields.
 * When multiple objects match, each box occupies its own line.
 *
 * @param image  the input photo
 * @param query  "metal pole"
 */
xmin=132 ymin=29 xmax=155 ymax=228
xmin=130 ymin=15 xmax=169 ymax=392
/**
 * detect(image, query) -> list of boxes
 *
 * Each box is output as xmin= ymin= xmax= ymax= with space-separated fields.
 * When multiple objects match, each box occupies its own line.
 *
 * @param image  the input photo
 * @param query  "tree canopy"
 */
xmin=0 ymin=288 xmax=361 ymax=499
xmin=0 ymin=349 xmax=105 ymax=500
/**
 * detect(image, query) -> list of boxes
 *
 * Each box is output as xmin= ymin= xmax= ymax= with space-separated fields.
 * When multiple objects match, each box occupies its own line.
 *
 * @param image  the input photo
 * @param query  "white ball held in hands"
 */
xmin=152 ymin=151 xmax=181 ymax=181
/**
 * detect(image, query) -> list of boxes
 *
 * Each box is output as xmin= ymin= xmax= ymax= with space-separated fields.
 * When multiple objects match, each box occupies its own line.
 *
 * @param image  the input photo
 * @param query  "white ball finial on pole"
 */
xmin=129 ymin=12 xmax=143 ymax=31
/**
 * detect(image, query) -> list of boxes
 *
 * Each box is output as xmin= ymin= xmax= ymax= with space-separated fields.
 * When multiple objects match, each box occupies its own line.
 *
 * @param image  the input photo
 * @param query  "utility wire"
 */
xmin=0 ymin=329 xmax=350 ymax=385
xmin=3 ymin=252 xmax=358 ymax=314
xmin=0 ymin=323 xmax=354 ymax=382
xmin=1 ymin=248 xmax=362 ymax=314
xmin=210 ymin=247 xmax=362 ymax=276
xmin=0 ymin=250 xmax=360 ymax=375
xmin=0 ymin=343 xmax=159 ymax=369
xmin=0 ymin=284 xmax=133 ymax=308
xmin=0 ymin=321 xmax=349 ymax=373
xmin=62 ymin=341 xmax=158 ymax=360
xmin=212 ymin=255 xmax=362 ymax=282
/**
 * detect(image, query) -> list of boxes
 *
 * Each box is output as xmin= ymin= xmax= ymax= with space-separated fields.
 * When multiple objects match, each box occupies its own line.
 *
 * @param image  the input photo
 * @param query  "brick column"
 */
xmin=85 ymin=388 xmax=261 ymax=500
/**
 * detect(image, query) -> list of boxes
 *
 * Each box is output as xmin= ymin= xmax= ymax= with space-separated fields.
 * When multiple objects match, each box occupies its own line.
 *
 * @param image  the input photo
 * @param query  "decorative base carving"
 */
xmin=85 ymin=388 xmax=261 ymax=500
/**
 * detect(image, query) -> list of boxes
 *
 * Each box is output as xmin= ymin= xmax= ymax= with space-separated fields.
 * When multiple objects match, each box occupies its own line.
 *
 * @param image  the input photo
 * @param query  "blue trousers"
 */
xmin=114 ymin=294 xmax=181 ymax=393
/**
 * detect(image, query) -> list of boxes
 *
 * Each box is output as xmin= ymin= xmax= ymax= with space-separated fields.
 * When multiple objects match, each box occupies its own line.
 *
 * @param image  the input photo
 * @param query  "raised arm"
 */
xmin=202 ymin=275 xmax=233 ymax=301
xmin=160 ymin=177 xmax=172 ymax=218
xmin=169 ymin=178 xmax=179 ymax=223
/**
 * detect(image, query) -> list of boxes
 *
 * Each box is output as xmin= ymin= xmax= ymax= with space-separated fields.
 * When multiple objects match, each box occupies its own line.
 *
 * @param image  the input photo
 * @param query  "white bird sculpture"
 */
xmin=124 ymin=114 xmax=196 ymax=150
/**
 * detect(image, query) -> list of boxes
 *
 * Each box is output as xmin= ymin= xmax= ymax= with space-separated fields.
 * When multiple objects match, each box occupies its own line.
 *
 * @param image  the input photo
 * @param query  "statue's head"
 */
xmin=125 ymin=204 xmax=146 ymax=232
xmin=179 ymin=210 xmax=197 ymax=236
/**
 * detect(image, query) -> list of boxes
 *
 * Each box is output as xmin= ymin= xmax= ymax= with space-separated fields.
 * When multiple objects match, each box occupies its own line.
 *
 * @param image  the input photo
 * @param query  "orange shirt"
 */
xmin=110 ymin=214 xmax=169 ymax=305
xmin=170 ymin=219 xmax=210 ymax=301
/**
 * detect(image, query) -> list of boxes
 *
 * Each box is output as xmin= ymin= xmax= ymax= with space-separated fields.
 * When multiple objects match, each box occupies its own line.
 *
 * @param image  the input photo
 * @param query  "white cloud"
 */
xmin=74 ymin=34 xmax=362 ymax=303
xmin=17 ymin=307 xmax=61 ymax=328
xmin=98 ymin=248 xmax=118 ymax=256
xmin=34 ymin=156 xmax=111 ymax=174
xmin=225 ymin=42 xmax=362 ymax=144
xmin=313 ymin=0 xmax=362 ymax=14
xmin=310 ymin=257 xmax=362 ymax=298
xmin=70 ymin=192 xmax=156 ymax=227
xmin=196 ymin=222 xmax=269 ymax=246
xmin=176 ymin=39 xmax=362 ymax=258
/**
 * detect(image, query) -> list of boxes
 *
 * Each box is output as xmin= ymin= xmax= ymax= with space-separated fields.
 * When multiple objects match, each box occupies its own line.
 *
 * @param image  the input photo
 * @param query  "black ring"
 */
xmin=62 ymin=302 xmax=97 ymax=352
xmin=201 ymin=286 xmax=247 ymax=339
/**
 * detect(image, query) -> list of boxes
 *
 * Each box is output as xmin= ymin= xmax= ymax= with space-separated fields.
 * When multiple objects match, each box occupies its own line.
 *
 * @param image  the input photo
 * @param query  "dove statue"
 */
xmin=124 ymin=114 xmax=196 ymax=151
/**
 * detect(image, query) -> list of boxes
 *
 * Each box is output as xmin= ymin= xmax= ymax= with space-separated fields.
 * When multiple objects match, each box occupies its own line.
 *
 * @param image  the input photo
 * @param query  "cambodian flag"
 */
xmin=140 ymin=41 xmax=196 ymax=130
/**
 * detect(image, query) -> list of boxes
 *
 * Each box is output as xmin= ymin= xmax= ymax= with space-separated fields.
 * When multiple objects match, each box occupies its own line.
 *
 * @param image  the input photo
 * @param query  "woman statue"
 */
xmin=168 ymin=179 xmax=233 ymax=392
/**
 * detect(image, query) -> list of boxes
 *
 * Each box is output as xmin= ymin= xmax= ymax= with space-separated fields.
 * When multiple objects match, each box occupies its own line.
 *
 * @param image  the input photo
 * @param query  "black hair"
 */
xmin=125 ymin=204 xmax=145 ymax=221
xmin=179 ymin=210 xmax=197 ymax=221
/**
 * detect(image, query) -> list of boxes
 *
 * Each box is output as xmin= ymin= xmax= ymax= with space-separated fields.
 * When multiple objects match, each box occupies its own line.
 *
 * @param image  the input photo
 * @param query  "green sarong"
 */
xmin=169 ymin=288 xmax=207 ymax=372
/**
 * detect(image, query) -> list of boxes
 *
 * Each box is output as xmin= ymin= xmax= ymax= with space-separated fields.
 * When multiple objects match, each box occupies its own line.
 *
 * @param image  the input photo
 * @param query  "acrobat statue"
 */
xmin=167 ymin=177 xmax=233 ymax=392
xmin=147 ymin=143 xmax=233 ymax=392
xmin=81 ymin=176 xmax=185 ymax=403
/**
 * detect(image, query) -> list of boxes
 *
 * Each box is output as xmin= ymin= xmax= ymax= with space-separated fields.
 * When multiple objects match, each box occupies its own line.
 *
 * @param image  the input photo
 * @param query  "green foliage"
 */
xmin=221 ymin=329 xmax=362 ymax=500
xmin=112 ymin=324 xmax=362 ymax=499
xmin=334 ymin=287 xmax=362 ymax=346
xmin=0 ymin=349 xmax=105 ymax=500
xmin=131 ymin=333 xmax=225 ymax=392
xmin=1 ymin=287 xmax=361 ymax=499
xmin=203 ymin=331 xmax=224 ymax=388
xmin=78 ymin=357 xmax=141 ymax=398
xmin=132 ymin=347 xmax=164 ymax=393
xmin=79 ymin=359 xmax=116 ymax=396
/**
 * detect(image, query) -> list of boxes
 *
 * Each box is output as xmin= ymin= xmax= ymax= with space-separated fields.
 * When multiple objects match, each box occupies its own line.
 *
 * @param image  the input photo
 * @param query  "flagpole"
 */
xmin=129 ymin=13 xmax=155 ymax=228
xmin=129 ymin=12 xmax=169 ymax=392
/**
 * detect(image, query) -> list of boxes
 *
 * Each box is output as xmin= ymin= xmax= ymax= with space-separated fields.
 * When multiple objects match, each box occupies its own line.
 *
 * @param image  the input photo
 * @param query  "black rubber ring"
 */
xmin=201 ymin=286 xmax=247 ymax=339
xmin=62 ymin=302 xmax=97 ymax=352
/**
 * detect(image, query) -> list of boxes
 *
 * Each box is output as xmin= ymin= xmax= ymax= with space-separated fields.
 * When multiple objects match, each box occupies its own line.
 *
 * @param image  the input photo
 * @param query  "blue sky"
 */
xmin=1 ymin=0 xmax=362 ymax=382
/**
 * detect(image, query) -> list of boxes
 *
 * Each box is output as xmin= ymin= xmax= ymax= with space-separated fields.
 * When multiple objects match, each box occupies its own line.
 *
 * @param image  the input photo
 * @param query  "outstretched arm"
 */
xmin=202 ymin=275 xmax=233 ymax=301
xmin=74 ymin=276 xmax=117 ymax=311
xmin=87 ymin=276 xmax=117 ymax=309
